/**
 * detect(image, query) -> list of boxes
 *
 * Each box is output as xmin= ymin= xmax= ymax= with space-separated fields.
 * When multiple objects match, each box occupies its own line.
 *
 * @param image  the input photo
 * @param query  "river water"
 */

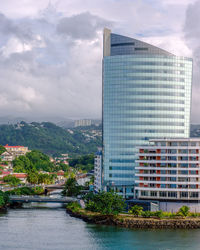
xmin=0 ymin=203 xmax=200 ymax=250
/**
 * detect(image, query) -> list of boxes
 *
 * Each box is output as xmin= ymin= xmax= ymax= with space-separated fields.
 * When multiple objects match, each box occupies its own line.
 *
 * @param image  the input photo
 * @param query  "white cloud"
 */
xmin=143 ymin=34 xmax=192 ymax=57
xmin=1 ymin=37 xmax=32 ymax=57
xmin=0 ymin=4 xmax=111 ymax=119
xmin=0 ymin=0 xmax=198 ymax=123
xmin=183 ymin=0 xmax=200 ymax=123
xmin=162 ymin=0 xmax=195 ymax=5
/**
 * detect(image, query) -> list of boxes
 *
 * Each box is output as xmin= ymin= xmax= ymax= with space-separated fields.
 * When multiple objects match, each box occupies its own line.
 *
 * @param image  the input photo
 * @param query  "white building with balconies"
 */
xmin=135 ymin=138 xmax=200 ymax=211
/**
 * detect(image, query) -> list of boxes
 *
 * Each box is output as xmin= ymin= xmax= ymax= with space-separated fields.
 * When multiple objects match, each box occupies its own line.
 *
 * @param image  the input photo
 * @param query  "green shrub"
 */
xmin=85 ymin=200 xmax=98 ymax=212
xmin=162 ymin=211 xmax=171 ymax=218
xmin=153 ymin=210 xmax=164 ymax=219
xmin=128 ymin=205 xmax=143 ymax=217
xmin=67 ymin=202 xmax=81 ymax=212
xmin=141 ymin=210 xmax=165 ymax=218
xmin=33 ymin=186 xmax=44 ymax=195
xmin=141 ymin=211 xmax=152 ymax=218
xmin=169 ymin=213 xmax=178 ymax=218
xmin=178 ymin=206 xmax=190 ymax=218
xmin=190 ymin=212 xmax=199 ymax=218
xmin=0 ymin=196 xmax=5 ymax=207
xmin=0 ymin=190 xmax=9 ymax=207
xmin=6 ymin=187 xmax=34 ymax=195
xmin=6 ymin=186 xmax=44 ymax=196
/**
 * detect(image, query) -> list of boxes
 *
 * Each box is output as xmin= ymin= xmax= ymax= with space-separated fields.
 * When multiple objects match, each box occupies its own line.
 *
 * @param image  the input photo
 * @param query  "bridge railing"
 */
xmin=9 ymin=195 xmax=78 ymax=202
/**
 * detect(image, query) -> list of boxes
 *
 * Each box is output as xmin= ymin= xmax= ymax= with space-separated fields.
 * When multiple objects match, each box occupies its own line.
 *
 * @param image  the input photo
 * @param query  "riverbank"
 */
xmin=0 ymin=204 xmax=8 ymax=211
xmin=0 ymin=201 xmax=23 ymax=210
xmin=66 ymin=207 xmax=200 ymax=229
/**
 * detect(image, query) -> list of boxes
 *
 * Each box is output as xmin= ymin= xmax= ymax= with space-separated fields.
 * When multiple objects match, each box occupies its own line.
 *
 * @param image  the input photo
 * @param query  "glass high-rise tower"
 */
xmin=102 ymin=28 xmax=193 ymax=198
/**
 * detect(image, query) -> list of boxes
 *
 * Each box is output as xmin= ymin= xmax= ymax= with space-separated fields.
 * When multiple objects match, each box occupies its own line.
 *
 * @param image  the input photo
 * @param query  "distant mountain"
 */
xmin=0 ymin=116 xmax=76 ymax=128
xmin=0 ymin=116 xmax=30 ymax=125
xmin=1 ymin=122 xmax=198 ymax=156
xmin=0 ymin=116 xmax=102 ymax=129
xmin=0 ymin=121 xmax=102 ymax=157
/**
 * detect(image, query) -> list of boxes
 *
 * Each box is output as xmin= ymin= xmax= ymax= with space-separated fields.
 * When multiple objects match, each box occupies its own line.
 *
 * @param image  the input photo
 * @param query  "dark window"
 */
xmin=135 ymin=47 xmax=148 ymax=51
xmin=111 ymin=42 xmax=135 ymax=47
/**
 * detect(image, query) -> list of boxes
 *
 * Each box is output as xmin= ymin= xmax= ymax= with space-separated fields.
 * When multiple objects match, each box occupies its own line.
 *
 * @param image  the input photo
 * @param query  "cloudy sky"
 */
xmin=0 ymin=0 xmax=199 ymax=122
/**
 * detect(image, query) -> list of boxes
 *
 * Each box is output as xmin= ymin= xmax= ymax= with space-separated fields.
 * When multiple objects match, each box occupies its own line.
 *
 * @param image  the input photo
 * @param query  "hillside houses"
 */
xmin=0 ymin=145 xmax=30 ymax=163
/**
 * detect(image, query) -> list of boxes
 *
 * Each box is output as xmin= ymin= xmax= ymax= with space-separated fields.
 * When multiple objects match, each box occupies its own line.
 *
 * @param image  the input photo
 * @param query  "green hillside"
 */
xmin=0 ymin=121 xmax=102 ymax=157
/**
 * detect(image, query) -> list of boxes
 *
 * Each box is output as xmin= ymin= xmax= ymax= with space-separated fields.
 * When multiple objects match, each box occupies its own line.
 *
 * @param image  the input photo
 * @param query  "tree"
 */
xmin=0 ymin=196 xmax=5 ymax=207
xmin=57 ymin=163 xmax=69 ymax=172
xmin=49 ymin=174 xmax=57 ymax=183
xmin=69 ymin=154 xmax=94 ymax=172
xmin=64 ymin=170 xmax=76 ymax=179
xmin=5 ymin=186 xmax=44 ymax=196
xmin=27 ymin=171 xmax=38 ymax=185
xmin=38 ymin=173 xmax=57 ymax=185
xmin=3 ymin=175 xmax=21 ymax=186
xmin=13 ymin=150 xmax=57 ymax=173
xmin=62 ymin=177 xmax=82 ymax=197
xmin=129 ymin=205 xmax=143 ymax=217
xmin=89 ymin=176 xmax=94 ymax=185
xmin=0 ymin=145 xmax=6 ymax=155
xmin=13 ymin=155 xmax=32 ymax=173
xmin=178 ymin=206 xmax=190 ymax=218
xmin=0 ymin=190 xmax=9 ymax=206
xmin=85 ymin=191 xmax=125 ymax=215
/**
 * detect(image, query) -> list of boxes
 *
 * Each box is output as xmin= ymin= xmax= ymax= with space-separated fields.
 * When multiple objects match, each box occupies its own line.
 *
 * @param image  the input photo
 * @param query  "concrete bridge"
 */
xmin=9 ymin=195 xmax=77 ymax=204
xmin=45 ymin=184 xmax=65 ymax=190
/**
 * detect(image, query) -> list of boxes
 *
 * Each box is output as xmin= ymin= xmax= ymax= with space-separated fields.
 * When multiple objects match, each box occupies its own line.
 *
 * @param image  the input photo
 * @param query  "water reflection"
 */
xmin=0 ymin=204 xmax=200 ymax=250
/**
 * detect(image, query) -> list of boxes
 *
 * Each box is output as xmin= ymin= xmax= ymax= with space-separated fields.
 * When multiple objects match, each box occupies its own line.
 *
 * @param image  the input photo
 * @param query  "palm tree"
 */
xmin=129 ymin=205 xmax=143 ymax=217
xmin=62 ymin=177 xmax=81 ymax=197
xmin=27 ymin=172 xmax=38 ymax=185
xmin=178 ymin=206 xmax=190 ymax=218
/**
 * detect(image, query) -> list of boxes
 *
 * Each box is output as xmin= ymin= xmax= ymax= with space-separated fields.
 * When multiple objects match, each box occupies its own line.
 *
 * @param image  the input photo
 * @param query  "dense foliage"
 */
xmin=3 ymin=175 xmax=21 ymax=186
xmin=69 ymin=154 xmax=94 ymax=172
xmin=6 ymin=186 xmax=44 ymax=195
xmin=0 ymin=122 xmax=101 ymax=156
xmin=62 ymin=178 xmax=82 ymax=197
xmin=13 ymin=150 xmax=52 ymax=172
xmin=85 ymin=191 xmax=125 ymax=215
xmin=26 ymin=172 xmax=56 ymax=185
xmin=66 ymin=202 xmax=81 ymax=213
xmin=129 ymin=205 xmax=143 ymax=217
xmin=0 ymin=145 xmax=6 ymax=155
xmin=13 ymin=150 xmax=62 ymax=173
xmin=0 ymin=190 xmax=9 ymax=207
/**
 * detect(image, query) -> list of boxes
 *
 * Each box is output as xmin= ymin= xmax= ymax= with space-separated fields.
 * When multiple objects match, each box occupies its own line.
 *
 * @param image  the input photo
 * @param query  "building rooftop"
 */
xmin=4 ymin=144 xmax=25 ymax=148
xmin=13 ymin=173 xmax=27 ymax=178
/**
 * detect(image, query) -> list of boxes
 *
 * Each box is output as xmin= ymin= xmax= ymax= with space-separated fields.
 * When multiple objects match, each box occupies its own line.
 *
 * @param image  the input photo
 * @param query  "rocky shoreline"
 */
xmin=0 ymin=201 xmax=24 ymax=211
xmin=66 ymin=208 xmax=200 ymax=229
xmin=0 ymin=206 xmax=8 ymax=212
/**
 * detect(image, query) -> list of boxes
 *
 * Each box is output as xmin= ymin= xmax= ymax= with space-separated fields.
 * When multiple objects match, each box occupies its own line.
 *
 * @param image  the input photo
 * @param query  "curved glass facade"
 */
xmin=102 ymin=29 xmax=193 ymax=197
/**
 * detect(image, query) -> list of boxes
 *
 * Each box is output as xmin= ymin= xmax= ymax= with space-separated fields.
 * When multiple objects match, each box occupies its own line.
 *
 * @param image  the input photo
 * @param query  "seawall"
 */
xmin=66 ymin=208 xmax=200 ymax=229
